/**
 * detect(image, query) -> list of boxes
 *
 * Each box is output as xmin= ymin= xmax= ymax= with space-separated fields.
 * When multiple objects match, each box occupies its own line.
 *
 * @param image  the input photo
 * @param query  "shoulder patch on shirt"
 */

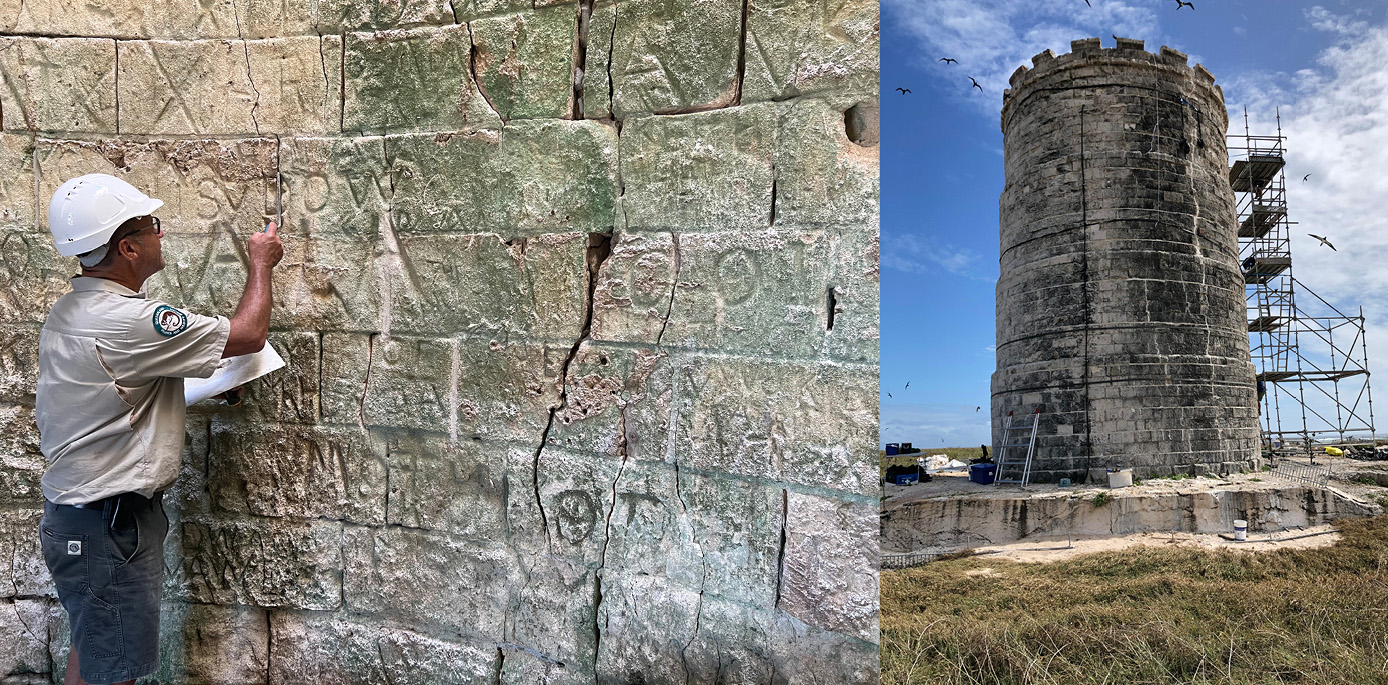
xmin=152 ymin=305 xmax=189 ymax=337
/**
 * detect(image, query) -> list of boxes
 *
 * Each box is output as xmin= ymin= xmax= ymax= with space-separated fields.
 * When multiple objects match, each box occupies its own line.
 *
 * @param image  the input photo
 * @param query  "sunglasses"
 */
xmin=122 ymin=216 xmax=162 ymax=240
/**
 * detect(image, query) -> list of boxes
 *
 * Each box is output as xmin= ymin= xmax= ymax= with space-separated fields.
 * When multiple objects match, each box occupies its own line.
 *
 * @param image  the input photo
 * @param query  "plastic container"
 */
xmin=1234 ymin=519 xmax=1248 ymax=541
xmin=969 ymin=463 xmax=997 ymax=485
xmin=1107 ymin=468 xmax=1133 ymax=489
xmin=885 ymin=443 xmax=899 ymax=456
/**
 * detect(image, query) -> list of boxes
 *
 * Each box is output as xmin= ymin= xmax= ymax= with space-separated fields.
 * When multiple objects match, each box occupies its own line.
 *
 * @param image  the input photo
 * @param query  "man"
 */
xmin=35 ymin=173 xmax=282 ymax=684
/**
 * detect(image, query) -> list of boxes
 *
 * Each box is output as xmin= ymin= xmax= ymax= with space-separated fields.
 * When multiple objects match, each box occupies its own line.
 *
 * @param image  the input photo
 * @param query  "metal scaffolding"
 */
xmin=1229 ymin=108 xmax=1375 ymax=452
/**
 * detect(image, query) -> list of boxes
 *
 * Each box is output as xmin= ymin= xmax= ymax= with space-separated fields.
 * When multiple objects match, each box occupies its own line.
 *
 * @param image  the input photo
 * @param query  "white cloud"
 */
xmin=881 ymin=232 xmax=992 ymax=279
xmin=883 ymin=0 xmax=1164 ymax=111
xmin=880 ymin=402 xmax=992 ymax=447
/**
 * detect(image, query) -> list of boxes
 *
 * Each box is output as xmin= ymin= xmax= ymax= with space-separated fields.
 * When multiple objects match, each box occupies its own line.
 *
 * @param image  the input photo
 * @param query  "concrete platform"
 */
xmin=881 ymin=461 xmax=1387 ymax=555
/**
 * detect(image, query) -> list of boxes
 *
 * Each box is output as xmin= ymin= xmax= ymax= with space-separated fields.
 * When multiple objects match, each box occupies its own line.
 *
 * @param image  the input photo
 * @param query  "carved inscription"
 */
xmin=553 ymin=489 xmax=598 ymax=544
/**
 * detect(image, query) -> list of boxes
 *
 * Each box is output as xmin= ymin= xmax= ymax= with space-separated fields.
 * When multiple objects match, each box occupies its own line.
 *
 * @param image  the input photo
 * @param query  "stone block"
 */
xmin=208 ymin=421 xmax=386 ymax=525
xmin=593 ymin=572 xmax=701 ymax=684
xmin=0 ymin=327 xmax=38 ymax=403
xmin=152 ymin=602 xmax=269 ymax=684
xmin=0 ymin=37 xmax=116 ymax=134
xmin=269 ymin=610 xmax=499 ymax=685
xmin=774 ymin=99 xmax=879 ymax=227
xmin=534 ymin=446 xmax=622 ymax=566
xmin=743 ymin=0 xmax=879 ymax=103
xmin=469 ymin=7 xmax=578 ymax=121
xmin=0 ymin=228 xmax=71 ymax=326
xmin=0 ymin=508 xmax=46 ymax=598
xmin=163 ymin=414 xmax=213 ymax=520
xmin=669 ymin=356 xmax=877 ymax=494
xmin=545 ymin=342 xmax=671 ymax=460
xmin=0 ymin=134 xmax=34 ymax=230
xmin=581 ymin=2 xmax=615 ymax=120
xmin=276 ymin=136 xmax=388 ymax=332
xmin=380 ymin=431 xmax=507 ymax=540
xmin=601 ymin=0 xmax=742 ymax=117
xmin=172 ymin=516 xmax=343 ymax=610
xmin=117 ymin=40 xmax=258 ymax=135
xmin=620 ymin=105 xmax=776 ymax=231
xmin=319 ymin=0 xmax=458 ymax=33
xmin=657 ymin=228 xmax=871 ymax=360
xmin=342 ymin=524 xmax=518 ymax=637
xmin=386 ymin=122 xmax=618 ymax=235
xmin=779 ymin=492 xmax=877 ymax=642
xmin=320 ymin=334 xmax=566 ymax=442
xmin=589 ymin=231 xmax=677 ymax=344
xmin=0 ymin=598 xmax=57 ymax=678
xmin=0 ymin=405 xmax=44 ymax=506
xmin=235 ymin=330 xmax=321 ymax=424
xmin=386 ymin=231 xmax=587 ymax=340
xmin=502 ymin=554 xmax=600 ymax=681
xmin=343 ymin=25 xmax=502 ymax=133
xmin=245 ymin=36 xmax=344 ymax=135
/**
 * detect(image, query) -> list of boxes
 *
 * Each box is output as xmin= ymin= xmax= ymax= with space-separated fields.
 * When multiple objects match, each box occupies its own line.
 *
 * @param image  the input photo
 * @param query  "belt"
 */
xmin=58 ymin=491 xmax=161 ymax=511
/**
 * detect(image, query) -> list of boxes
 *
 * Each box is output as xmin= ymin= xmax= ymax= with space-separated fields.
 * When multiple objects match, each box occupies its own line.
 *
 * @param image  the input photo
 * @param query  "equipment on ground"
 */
xmin=995 ymin=408 xmax=1041 ymax=487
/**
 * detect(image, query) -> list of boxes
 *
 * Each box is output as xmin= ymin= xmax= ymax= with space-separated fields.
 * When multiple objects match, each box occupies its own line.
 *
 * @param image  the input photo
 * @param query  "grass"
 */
xmin=882 ymin=516 xmax=1388 ymax=685
xmin=882 ymin=447 xmax=986 ymax=479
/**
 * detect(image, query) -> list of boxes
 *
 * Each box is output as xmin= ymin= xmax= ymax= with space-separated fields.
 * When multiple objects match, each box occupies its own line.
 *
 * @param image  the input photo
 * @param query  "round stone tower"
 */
xmin=992 ymin=37 xmax=1260 ymax=483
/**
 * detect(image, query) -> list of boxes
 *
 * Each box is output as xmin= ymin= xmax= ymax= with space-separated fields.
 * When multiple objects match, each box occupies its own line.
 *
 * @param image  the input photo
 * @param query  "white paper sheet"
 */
xmin=184 ymin=344 xmax=286 ymax=406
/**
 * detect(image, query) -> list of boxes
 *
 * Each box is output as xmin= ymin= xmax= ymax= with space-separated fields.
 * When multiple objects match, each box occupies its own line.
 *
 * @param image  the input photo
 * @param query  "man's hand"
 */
xmin=248 ymin=220 xmax=283 ymax=271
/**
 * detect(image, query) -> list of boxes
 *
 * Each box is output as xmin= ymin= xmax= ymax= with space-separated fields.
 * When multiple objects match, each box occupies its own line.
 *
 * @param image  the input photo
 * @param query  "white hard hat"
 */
xmin=47 ymin=173 xmax=164 ymax=261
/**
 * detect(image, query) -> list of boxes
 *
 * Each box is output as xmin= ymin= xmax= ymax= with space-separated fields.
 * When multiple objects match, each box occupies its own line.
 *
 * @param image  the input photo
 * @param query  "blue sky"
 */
xmin=881 ymin=0 xmax=1388 ymax=448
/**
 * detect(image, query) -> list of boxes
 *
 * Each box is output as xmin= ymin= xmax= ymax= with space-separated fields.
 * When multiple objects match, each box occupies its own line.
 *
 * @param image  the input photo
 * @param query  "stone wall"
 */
xmin=992 ymin=38 xmax=1259 ymax=483
xmin=0 ymin=1 xmax=880 ymax=682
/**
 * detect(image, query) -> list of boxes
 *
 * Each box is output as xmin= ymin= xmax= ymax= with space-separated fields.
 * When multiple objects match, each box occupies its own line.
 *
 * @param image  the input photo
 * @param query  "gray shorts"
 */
xmin=40 ymin=492 xmax=168 ymax=684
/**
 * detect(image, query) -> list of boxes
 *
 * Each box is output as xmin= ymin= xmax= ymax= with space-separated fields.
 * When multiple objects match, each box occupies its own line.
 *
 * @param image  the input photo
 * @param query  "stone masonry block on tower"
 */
xmin=469 ymin=6 xmax=579 ymax=122
xmin=343 ymin=25 xmax=503 ymax=133
xmin=0 ymin=38 xmax=116 ymax=134
xmin=602 ymin=0 xmax=743 ymax=117
xmin=742 ymin=0 xmax=880 ymax=103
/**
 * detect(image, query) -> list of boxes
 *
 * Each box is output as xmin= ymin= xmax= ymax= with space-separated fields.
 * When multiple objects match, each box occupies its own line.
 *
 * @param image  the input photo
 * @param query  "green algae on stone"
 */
xmin=743 ymin=0 xmax=880 ymax=103
xmin=620 ymin=105 xmax=777 ymax=231
xmin=469 ymin=7 xmax=578 ymax=121
xmin=774 ymin=98 xmax=880 ymax=227
xmin=606 ymin=0 xmax=742 ymax=117
xmin=343 ymin=24 xmax=503 ymax=133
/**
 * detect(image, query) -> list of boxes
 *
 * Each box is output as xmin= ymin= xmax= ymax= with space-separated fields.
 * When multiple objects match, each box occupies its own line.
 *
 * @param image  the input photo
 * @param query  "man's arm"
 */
xmin=223 ymin=221 xmax=284 ymax=358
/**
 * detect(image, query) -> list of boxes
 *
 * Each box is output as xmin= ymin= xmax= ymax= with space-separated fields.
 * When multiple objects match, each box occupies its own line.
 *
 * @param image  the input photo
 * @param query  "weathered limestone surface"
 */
xmin=0 ymin=1 xmax=879 ymax=681
xmin=993 ymin=40 xmax=1258 ymax=482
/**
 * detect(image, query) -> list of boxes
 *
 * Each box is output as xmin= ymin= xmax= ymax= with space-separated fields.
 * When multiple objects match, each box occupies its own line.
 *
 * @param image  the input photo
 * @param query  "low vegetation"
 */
xmin=882 ymin=516 xmax=1388 ymax=684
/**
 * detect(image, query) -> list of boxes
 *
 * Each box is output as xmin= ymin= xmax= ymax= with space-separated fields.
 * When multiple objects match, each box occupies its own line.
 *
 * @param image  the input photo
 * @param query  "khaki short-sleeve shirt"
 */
xmin=36 ymin=277 xmax=230 ymax=504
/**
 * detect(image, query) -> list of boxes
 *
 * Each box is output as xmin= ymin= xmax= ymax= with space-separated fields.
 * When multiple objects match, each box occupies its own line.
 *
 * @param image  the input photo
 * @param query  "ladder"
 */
xmin=995 ymin=408 xmax=1041 ymax=487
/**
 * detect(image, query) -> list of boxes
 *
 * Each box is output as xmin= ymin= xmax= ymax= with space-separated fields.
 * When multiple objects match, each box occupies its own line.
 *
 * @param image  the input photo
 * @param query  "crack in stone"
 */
xmin=339 ymin=30 xmax=347 ymax=132
xmin=112 ymin=39 xmax=119 ymax=133
xmin=494 ymin=646 xmax=505 ymax=684
xmin=574 ymin=0 xmax=594 ymax=120
xmin=773 ymin=488 xmax=787 ymax=608
xmin=674 ymin=461 xmax=706 ymax=685
xmin=317 ymin=33 xmax=331 ymax=107
xmin=826 ymin=285 xmax=836 ymax=331
xmin=656 ymin=232 xmax=680 ymax=346
xmin=768 ymin=167 xmax=777 ymax=226
xmin=359 ymin=333 xmax=376 ymax=429
xmin=606 ymin=1 xmax=616 ymax=116
xmin=466 ymin=22 xmax=505 ymax=125
xmin=733 ymin=0 xmax=750 ymax=106
xmin=229 ymin=0 xmax=262 ymax=135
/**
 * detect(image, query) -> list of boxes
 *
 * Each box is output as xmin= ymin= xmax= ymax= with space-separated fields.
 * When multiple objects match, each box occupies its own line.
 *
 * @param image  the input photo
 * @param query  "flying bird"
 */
xmin=896 ymin=87 xmax=911 ymax=94
xmin=939 ymin=57 xmax=957 ymax=64
xmin=887 ymin=392 xmax=892 ymax=398
xmin=969 ymin=77 xmax=983 ymax=91
xmin=905 ymin=381 xmax=910 ymax=389
xmin=1303 ymin=173 xmax=1311 ymax=181
xmin=1175 ymin=0 xmax=1193 ymax=8
xmin=1308 ymin=233 xmax=1336 ymax=251
xmin=1083 ymin=0 xmax=1091 ymax=6
xmin=976 ymin=406 xmax=981 ymax=412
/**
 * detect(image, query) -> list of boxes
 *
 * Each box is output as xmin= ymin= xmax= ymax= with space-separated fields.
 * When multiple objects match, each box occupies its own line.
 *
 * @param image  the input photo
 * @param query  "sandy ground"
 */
xmin=963 ymin=524 xmax=1342 ymax=563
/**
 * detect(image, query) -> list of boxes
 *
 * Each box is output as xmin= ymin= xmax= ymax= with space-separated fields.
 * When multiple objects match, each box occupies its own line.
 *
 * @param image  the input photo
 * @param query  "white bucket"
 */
xmin=1107 ymin=468 xmax=1133 ymax=489
xmin=1234 ymin=519 xmax=1248 ymax=541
